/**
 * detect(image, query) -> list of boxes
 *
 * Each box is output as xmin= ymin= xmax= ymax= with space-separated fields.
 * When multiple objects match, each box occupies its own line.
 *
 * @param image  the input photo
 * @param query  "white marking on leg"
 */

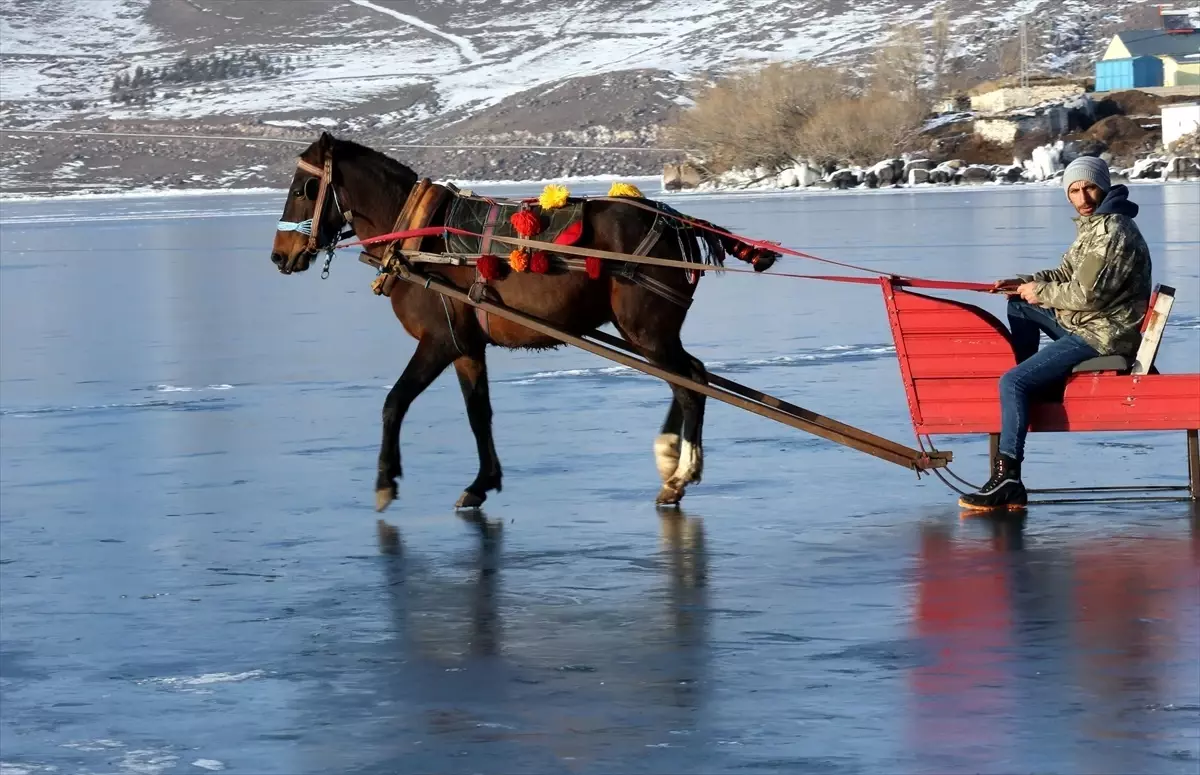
xmin=672 ymin=439 xmax=702 ymax=485
xmin=654 ymin=433 xmax=680 ymax=482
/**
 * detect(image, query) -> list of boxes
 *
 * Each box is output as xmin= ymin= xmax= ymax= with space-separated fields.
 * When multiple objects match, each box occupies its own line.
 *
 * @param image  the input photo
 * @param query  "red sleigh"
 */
xmin=882 ymin=278 xmax=1200 ymax=502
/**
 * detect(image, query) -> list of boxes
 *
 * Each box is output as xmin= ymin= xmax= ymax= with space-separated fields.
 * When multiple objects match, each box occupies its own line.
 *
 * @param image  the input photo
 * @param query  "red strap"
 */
xmin=338 ymin=228 xmax=998 ymax=293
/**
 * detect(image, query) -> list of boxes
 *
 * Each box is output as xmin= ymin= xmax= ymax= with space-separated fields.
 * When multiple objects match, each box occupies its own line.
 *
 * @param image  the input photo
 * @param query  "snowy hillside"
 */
xmin=1 ymin=0 xmax=1143 ymax=137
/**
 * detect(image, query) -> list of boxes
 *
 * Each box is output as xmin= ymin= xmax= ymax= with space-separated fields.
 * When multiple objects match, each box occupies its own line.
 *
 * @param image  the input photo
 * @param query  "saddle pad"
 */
xmin=445 ymin=195 xmax=585 ymax=255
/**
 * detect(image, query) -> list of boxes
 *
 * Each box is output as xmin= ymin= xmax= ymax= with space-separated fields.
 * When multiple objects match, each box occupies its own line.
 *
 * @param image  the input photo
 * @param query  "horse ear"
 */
xmin=318 ymin=130 xmax=334 ymax=152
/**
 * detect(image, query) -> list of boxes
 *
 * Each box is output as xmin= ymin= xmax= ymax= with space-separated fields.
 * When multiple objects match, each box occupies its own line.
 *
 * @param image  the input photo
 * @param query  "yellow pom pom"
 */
xmin=539 ymin=183 xmax=570 ymax=210
xmin=608 ymin=181 xmax=644 ymax=198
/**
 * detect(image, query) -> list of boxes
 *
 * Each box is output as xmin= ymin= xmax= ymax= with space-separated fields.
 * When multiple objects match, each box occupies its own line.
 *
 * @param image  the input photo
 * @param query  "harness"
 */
xmin=276 ymin=156 xmax=354 ymax=278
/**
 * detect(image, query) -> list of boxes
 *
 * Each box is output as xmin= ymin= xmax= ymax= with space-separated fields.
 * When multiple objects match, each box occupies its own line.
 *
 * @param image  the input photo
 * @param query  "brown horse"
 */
xmin=270 ymin=132 xmax=776 ymax=512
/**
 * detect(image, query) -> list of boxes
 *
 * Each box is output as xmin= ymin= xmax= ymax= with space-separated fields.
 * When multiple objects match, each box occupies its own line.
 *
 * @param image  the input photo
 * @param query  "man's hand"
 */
xmin=1016 ymin=281 xmax=1040 ymax=305
xmin=993 ymin=278 xmax=1021 ymax=292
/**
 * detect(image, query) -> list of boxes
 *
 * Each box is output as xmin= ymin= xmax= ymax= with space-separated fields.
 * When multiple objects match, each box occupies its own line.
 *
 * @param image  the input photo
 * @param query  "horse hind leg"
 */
xmin=655 ymin=399 xmax=683 ymax=483
xmin=657 ymin=351 xmax=708 ymax=504
xmin=630 ymin=343 xmax=706 ymax=506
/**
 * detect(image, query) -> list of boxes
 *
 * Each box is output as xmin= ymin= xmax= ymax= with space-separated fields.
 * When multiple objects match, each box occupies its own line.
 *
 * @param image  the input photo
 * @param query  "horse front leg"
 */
xmin=453 ymin=352 xmax=503 ymax=510
xmin=376 ymin=337 xmax=457 ymax=513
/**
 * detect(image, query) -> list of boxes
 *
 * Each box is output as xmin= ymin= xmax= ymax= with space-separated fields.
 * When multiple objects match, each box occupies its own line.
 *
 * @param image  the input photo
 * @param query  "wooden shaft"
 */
xmin=1187 ymin=429 xmax=1199 ymax=501
xmin=371 ymin=258 xmax=950 ymax=472
xmin=586 ymin=329 xmax=939 ymax=463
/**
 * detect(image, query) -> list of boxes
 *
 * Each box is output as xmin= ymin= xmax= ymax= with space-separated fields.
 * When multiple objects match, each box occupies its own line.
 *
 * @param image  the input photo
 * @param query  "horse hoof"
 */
xmin=455 ymin=490 xmax=485 ymax=510
xmin=656 ymin=485 xmax=683 ymax=506
xmin=375 ymin=488 xmax=395 ymax=513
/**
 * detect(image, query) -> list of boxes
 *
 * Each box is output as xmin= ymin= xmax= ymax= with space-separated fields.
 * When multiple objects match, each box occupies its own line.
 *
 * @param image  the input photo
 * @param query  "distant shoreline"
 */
xmin=1 ymin=175 xmax=1195 ymax=205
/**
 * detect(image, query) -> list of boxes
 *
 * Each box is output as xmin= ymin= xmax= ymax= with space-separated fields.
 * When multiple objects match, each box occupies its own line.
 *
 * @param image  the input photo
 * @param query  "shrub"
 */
xmin=663 ymin=63 xmax=846 ymax=173
xmin=793 ymin=91 xmax=929 ymax=165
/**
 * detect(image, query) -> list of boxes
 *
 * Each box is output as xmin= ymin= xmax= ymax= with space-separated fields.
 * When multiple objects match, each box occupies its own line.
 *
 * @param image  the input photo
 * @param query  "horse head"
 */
xmin=271 ymin=131 xmax=352 ymax=274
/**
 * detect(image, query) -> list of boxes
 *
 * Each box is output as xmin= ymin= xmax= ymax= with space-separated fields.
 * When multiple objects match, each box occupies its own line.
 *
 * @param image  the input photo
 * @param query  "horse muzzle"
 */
xmin=272 ymin=250 xmax=314 ymax=274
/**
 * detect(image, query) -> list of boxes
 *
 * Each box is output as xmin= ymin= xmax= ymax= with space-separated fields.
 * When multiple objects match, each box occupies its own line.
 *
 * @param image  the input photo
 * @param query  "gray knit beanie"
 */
xmin=1062 ymin=155 xmax=1110 ymax=194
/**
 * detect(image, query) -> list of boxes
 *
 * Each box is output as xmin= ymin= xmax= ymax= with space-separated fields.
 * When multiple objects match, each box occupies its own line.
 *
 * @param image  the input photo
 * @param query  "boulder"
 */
xmin=828 ymin=169 xmax=857 ymax=189
xmin=958 ymin=165 xmax=994 ymax=183
xmin=869 ymin=158 xmax=904 ymax=187
xmin=1163 ymin=156 xmax=1200 ymax=181
xmin=929 ymin=166 xmax=954 ymax=185
xmin=777 ymin=168 xmax=800 ymax=188
xmin=908 ymin=168 xmax=931 ymax=185
xmin=997 ymin=164 xmax=1024 ymax=183
xmin=903 ymin=159 xmax=933 ymax=179
xmin=1130 ymin=158 xmax=1167 ymax=180
xmin=662 ymin=163 xmax=682 ymax=191
xmin=794 ymin=162 xmax=822 ymax=187
xmin=678 ymin=163 xmax=702 ymax=188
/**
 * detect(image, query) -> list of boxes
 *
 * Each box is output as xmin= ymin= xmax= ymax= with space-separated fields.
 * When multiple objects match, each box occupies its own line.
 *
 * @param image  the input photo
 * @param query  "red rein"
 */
xmin=338 ymin=225 xmax=997 ymax=293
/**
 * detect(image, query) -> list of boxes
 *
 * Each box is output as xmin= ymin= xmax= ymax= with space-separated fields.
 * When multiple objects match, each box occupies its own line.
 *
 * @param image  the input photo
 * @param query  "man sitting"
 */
xmin=959 ymin=156 xmax=1153 ymax=510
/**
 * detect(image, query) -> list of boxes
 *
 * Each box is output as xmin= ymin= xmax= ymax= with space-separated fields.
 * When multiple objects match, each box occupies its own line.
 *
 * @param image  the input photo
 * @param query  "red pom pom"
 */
xmin=530 ymin=251 xmax=550 ymax=274
xmin=510 ymin=209 xmax=543 ymax=239
xmin=477 ymin=253 xmax=501 ymax=281
xmin=585 ymin=256 xmax=603 ymax=280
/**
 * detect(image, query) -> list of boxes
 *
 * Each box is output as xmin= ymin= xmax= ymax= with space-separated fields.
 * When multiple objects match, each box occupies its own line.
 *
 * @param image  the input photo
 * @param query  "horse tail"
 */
xmin=693 ymin=217 xmax=779 ymax=273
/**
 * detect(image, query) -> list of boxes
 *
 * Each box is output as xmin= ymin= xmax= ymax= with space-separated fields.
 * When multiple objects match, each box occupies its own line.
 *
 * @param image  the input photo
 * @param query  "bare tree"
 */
xmin=929 ymin=5 xmax=952 ymax=96
xmin=872 ymin=24 xmax=926 ymax=102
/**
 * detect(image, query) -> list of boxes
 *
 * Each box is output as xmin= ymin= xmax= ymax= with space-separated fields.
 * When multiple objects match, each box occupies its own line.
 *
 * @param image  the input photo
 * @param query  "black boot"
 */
xmin=958 ymin=454 xmax=1028 ymax=511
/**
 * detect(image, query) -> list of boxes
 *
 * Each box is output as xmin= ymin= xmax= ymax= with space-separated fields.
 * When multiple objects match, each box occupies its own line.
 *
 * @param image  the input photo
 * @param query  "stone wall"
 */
xmin=970 ymin=84 xmax=1086 ymax=115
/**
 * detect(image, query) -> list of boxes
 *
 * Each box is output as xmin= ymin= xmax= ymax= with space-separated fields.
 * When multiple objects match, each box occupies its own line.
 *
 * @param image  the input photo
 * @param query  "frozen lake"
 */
xmin=2 ymin=181 xmax=1199 ymax=774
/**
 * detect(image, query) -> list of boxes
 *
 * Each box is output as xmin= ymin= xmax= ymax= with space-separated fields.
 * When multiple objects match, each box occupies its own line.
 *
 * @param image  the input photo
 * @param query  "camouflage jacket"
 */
xmin=1019 ymin=185 xmax=1152 ymax=356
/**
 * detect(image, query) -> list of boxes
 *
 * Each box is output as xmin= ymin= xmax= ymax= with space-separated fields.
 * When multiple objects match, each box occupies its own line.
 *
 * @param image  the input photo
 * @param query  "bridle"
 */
xmin=276 ymin=155 xmax=354 ymax=278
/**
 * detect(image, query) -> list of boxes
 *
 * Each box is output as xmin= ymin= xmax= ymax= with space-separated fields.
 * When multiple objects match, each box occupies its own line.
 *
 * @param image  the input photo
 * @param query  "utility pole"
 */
xmin=1019 ymin=17 xmax=1029 ymax=96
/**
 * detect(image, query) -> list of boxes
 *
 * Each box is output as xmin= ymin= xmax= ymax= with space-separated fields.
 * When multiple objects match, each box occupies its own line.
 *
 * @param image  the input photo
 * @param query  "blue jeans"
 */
xmin=999 ymin=300 xmax=1099 ymax=460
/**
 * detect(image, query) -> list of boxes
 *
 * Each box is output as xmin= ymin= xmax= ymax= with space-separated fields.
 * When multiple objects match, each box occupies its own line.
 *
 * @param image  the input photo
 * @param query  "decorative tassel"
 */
xmin=585 ymin=256 xmax=603 ymax=280
xmin=539 ymin=183 xmax=569 ymax=210
xmin=608 ymin=181 xmax=644 ymax=198
xmin=530 ymin=251 xmax=550 ymax=274
xmin=477 ymin=253 xmax=501 ymax=281
xmin=510 ymin=208 xmax=543 ymax=238
xmin=509 ymin=248 xmax=530 ymax=272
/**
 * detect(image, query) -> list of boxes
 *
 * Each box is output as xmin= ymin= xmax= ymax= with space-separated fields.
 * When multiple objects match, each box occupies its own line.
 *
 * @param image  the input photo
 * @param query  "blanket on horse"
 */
xmin=444 ymin=193 xmax=586 ymax=256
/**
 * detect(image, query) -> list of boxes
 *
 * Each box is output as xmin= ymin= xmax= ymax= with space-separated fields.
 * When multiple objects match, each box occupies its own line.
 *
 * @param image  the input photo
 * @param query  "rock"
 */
xmin=1163 ymin=156 xmax=1200 ymax=181
xmin=1130 ymin=158 xmax=1167 ymax=180
xmin=679 ymin=163 xmax=702 ymax=188
xmin=903 ymin=159 xmax=933 ymax=178
xmin=863 ymin=170 xmax=879 ymax=189
xmin=662 ymin=163 xmax=681 ymax=191
xmin=777 ymin=168 xmax=799 ymax=188
xmin=996 ymin=164 xmax=1024 ymax=183
xmin=868 ymin=158 xmax=903 ymax=187
xmin=942 ymin=159 xmax=966 ymax=170
xmin=929 ymin=166 xmax=954 ymax=185
xmin=958 ymin=165 xmax=994 ymax=183
xmin=827 ymin=169 xmax=857 ymax=189
xmin=908 ymin=168 xmax=930 ymax=185
xmin=794 ymin=162 xmax=822 ymax=187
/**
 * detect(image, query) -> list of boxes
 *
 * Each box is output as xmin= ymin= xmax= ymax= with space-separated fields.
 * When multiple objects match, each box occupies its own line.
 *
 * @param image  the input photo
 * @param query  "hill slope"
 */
xmin=0 ymin=0 xmax=1145 ymax=195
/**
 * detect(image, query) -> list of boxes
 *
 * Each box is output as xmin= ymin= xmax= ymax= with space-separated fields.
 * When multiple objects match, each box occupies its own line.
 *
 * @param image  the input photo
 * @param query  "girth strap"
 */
xmin=613 ymin=215 xmax=693 ymax=309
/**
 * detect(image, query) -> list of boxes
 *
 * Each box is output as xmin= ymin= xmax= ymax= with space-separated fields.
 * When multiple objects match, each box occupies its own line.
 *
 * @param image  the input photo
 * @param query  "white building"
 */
xmin=1162 ymin=102 xmax=1200 ymax=148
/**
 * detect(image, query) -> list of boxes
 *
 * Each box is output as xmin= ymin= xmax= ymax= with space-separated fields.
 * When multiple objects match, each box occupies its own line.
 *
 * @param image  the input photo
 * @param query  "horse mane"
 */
xmin=330 ymin=136 xmax=419 ymax=201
